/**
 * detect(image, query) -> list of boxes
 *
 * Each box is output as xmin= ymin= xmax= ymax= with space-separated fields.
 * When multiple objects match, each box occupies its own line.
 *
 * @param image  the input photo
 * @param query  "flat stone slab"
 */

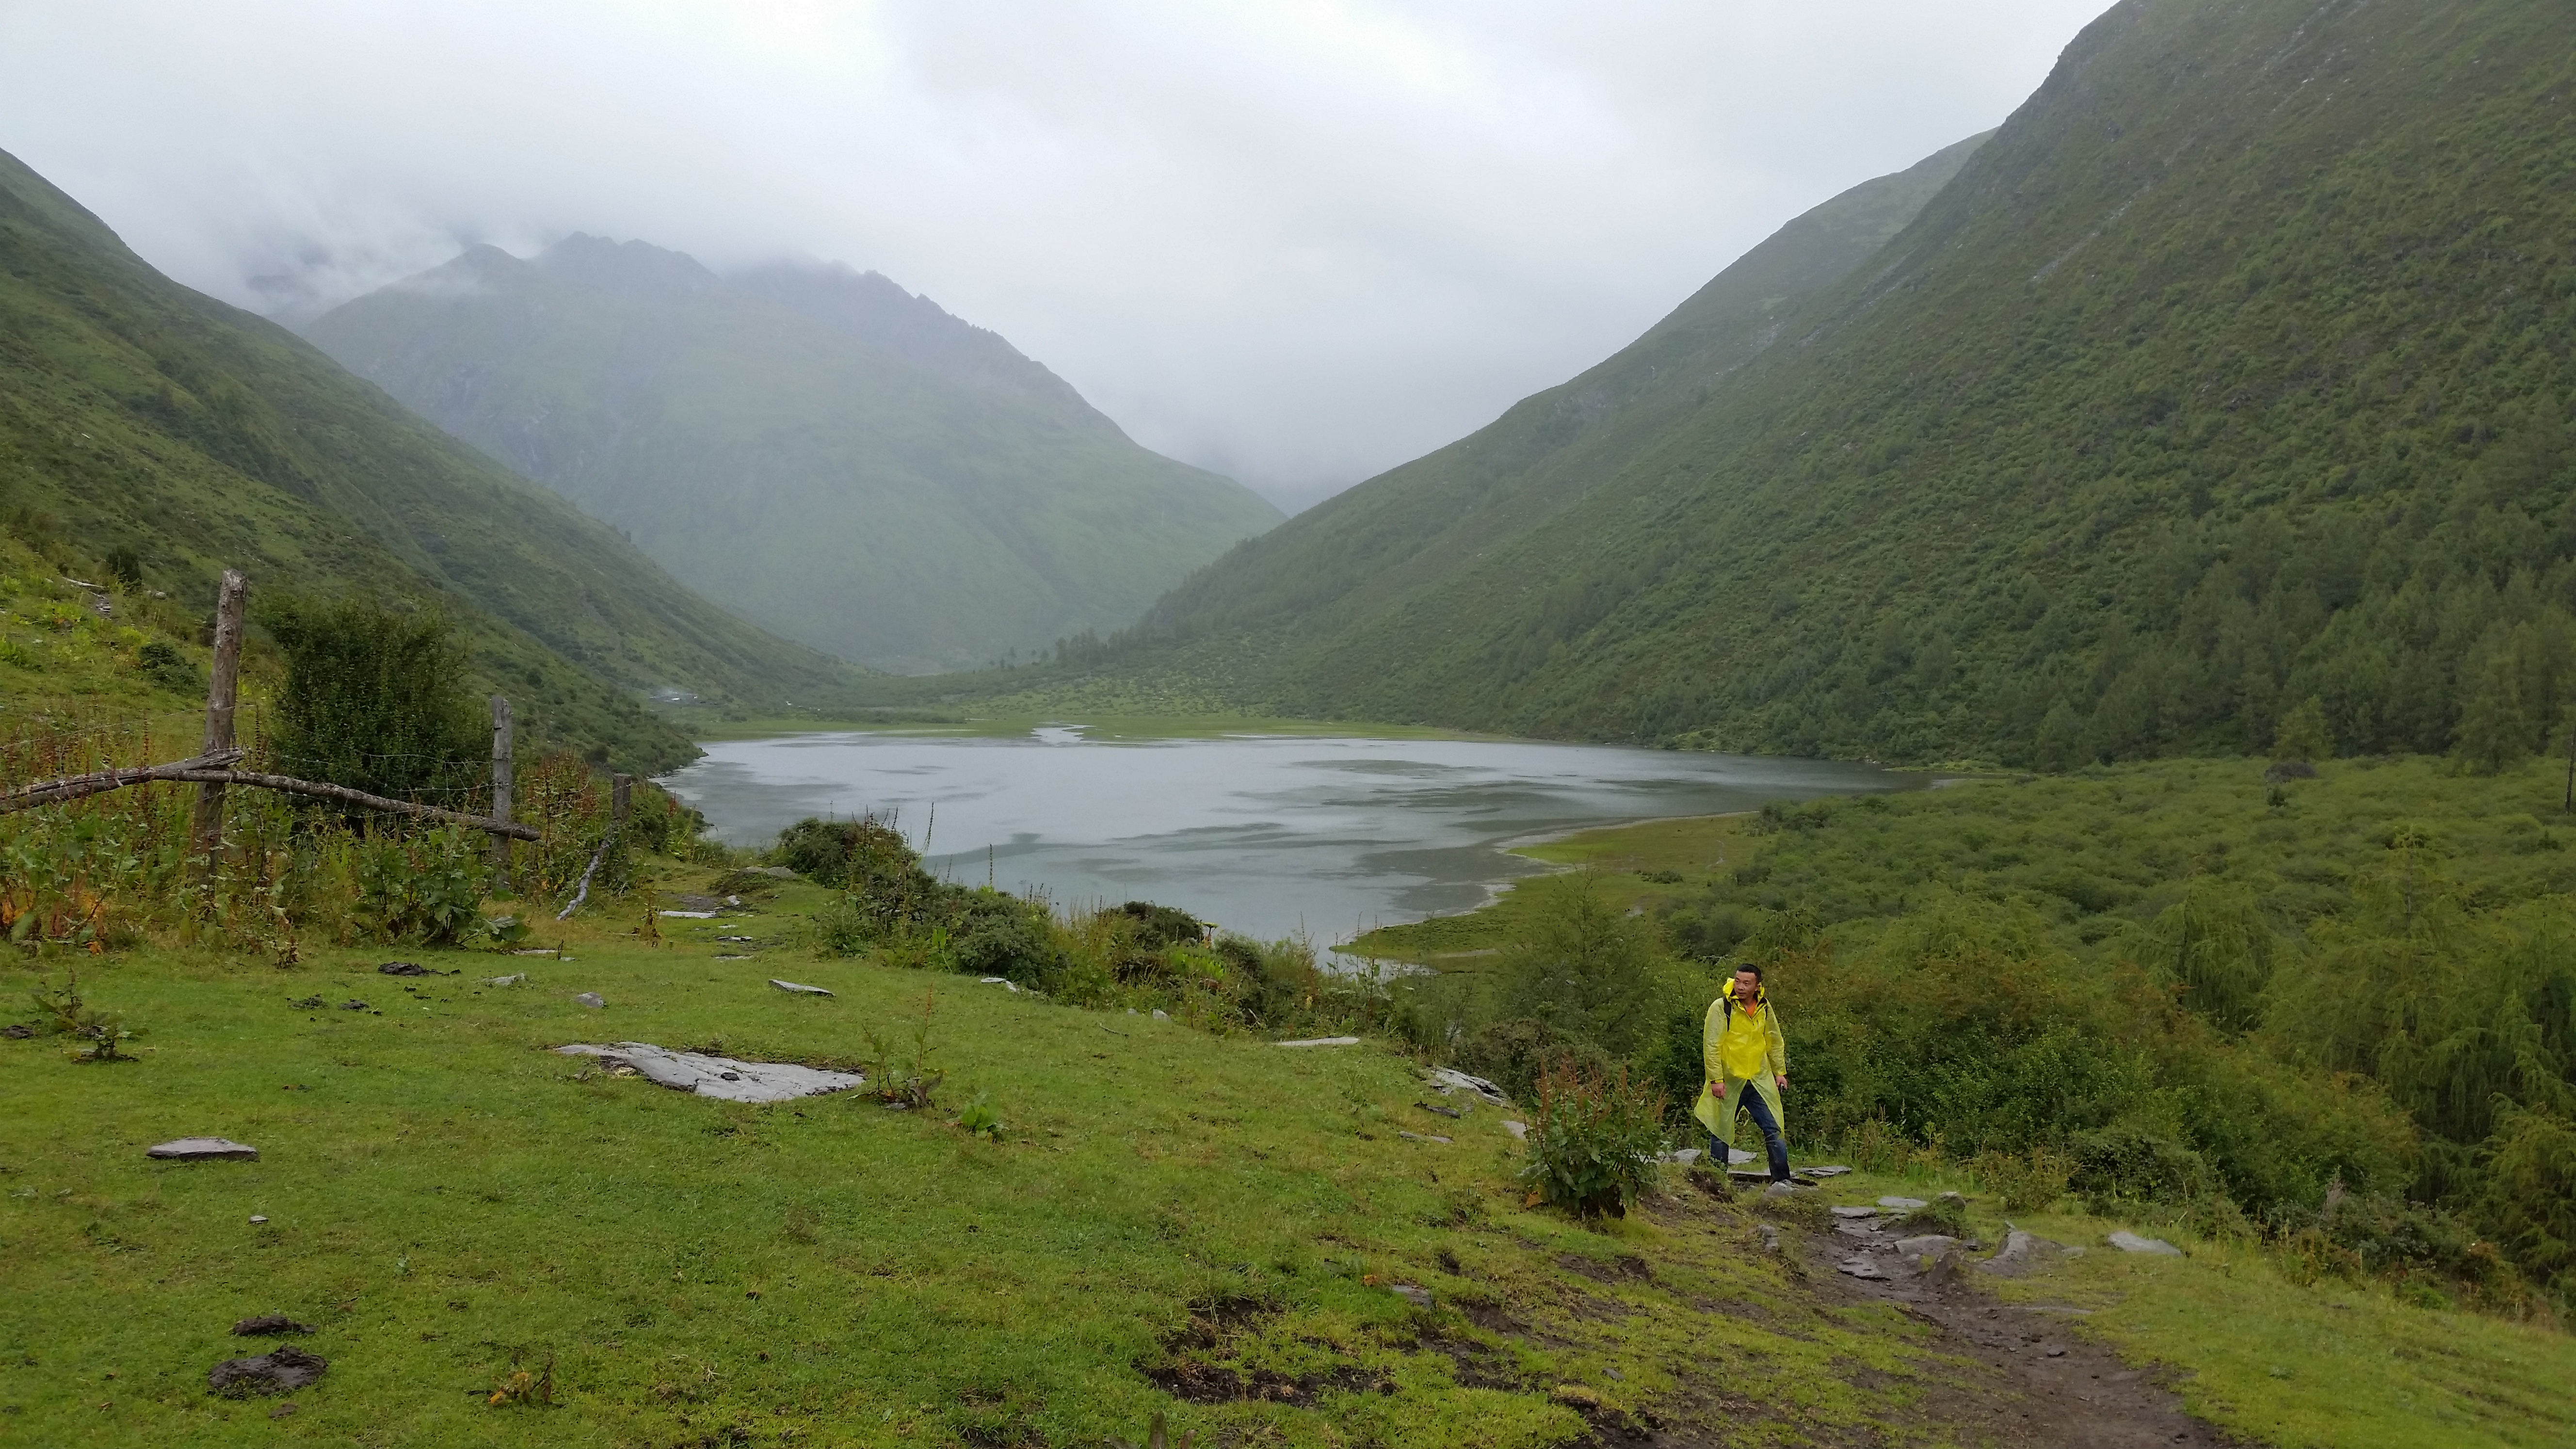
xmin=1276 ymin=1035 xmax=1361 ymax=1047
xmin=769 ymin=979 xmax=834 ymax=996
xmin=1397 ymin=1130 xmax=1452 ymax=1144
xmin=1422 ymin=1067 xmax=1510 ymax=1103
xmin=1390 ymin=1283 xmax=1434 ymax=1308
xmin=1877 ymin=1195 xmax=1928 ymax=1209
xmin=556 ymin=1042 xmax=864 ymax=1103
xmin=1801 ymin=1164 xmax=1852 ymax=1178
xmin=148 ymin=1138 xmax=258 ymax=1161
xmin=1835 ymin=1256 xmax=1895 ymax=1280
xmin=1502 ymin=1120 xmax=1528 ymax=1139
xmin=572 ymin=992 xmax=605 ymax=1008
xmin=1894 ymin=1234 xmax=1963 ymax=1259
xmin=209 ymin=1345 xmax=325 ymax=1397
xmin=977 ymin=976 xmax=1021 ymax=992
xmin=1831 ymin=1205 xmax=1880 ymax=1219
xmin=483 ymin=973 xmax=526 ymax=986
xmin=2107 ymin=1230 xmax=2182 ymax=1256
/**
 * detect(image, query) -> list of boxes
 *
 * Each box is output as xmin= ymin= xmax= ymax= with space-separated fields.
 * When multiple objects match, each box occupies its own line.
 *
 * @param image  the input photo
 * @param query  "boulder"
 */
xmin=147 ymin=1138 xmax=258 ymax=1162
xmin=1977 ymin=1227 xmax=2078 ymax=1277
xmin=209 ymin=1345 xmax=326 ymax=1397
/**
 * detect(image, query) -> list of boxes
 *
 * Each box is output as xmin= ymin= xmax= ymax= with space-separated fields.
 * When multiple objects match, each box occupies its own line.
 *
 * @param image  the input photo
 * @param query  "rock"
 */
xmin=338 ymin=1000 xmax=368 ymax=1011
xmin=572 ymin=992 xmax=605 ymax=1008
xmin=1421 ymin=1067 xmax=1510 ymax=1104
xmin=1894 ymin=1234 xmax=1963 ymax=1259
xmin=1835 ymin=1256 xmax=1895 ymax=1280
xmin=977 ymin=976 xmax=1021 ymax=992
xmin=1877 ymin=1195 xmax=1927 ymax=1210
xmin=1389 ymin=1283 xmax=1433 ymax=1308
xmin=376 ymin=962 xmax=429 ymax=976
xmin=660 ymin=910 xmax=719 ymax=919
xmin=1151 ymin=1009 xmax=1170 ymax=1021
xmin=1417 ymin=1101 xmax=1464 ymax=1120
xmin=1978 ymin=1227 xmax=2075 ymax=1277
xmin=769 ymin=979 xmax=834 ymax=996
xmin=555 ymin=1042 xmax=865 ymax=1103
xmin=1397 ymin=1130 xmax=1453 ymax=1144
xmin=1757 ymin=1224 xmax=1781 ymax=1253
xmin=147 ymin=1138 xmax=258 ymax=1161
xmin=248 ymin=1215 xmax=268 ymax=1224
xmin=1502 ymin=1120 xmax=1528 ymax=1140
xmin=1274 ymin=1035 xmax=1361 ymax=1047
xmin=1664 ymin=1147 xmax=1700 ymax=1165
xmin=1830 ymin=1205 xmax=1880 ymax=1219
xmin=1762 ymin=1180 xmax=1800 ymax=1197
xmin=1801 ymin=1164 xmax=1853 ymax=1178
xmin=483 ymin=973 xmax=525 ymax=987
xmin=231 ymin=1315 xmax=312 ymax=1336
xmin=209 ymin=1345 xmax=327 ymax=1397
xmin=2107 ymin=1230 xmax=2182 ymax=1256
xmin=3 ymin=1023 xmax=33 ymax=1038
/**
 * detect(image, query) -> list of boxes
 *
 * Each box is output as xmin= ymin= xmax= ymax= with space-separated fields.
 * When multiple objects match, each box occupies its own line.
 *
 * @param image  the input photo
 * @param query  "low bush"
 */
xmin=1518 ymin=1060 xmax=1668 ymax=1217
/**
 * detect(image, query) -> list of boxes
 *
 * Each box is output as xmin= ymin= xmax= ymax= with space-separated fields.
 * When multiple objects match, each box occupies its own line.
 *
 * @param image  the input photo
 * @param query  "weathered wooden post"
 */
xmin=489 ymin=695 xmax=515 ymax=889
xmin=611 ymin=772 xmax=632 ymax=834
xmin=192 ymin=569 xmax=248 ymax=867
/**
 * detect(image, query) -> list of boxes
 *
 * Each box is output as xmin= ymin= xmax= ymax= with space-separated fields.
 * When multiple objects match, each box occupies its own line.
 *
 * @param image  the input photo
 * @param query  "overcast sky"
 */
xmin=0 ymin=0 xmax=2107 ymax=511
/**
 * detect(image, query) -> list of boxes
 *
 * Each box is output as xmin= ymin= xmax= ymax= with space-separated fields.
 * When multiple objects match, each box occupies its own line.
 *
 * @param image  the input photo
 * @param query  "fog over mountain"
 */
xmin=0 ymin=0 xmax=2108 ymax=511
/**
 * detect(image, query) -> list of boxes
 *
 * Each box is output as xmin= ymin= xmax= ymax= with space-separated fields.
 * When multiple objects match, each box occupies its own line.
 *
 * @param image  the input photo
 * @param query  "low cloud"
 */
xmin=0 ymin=0 xmax=2108 ymax=506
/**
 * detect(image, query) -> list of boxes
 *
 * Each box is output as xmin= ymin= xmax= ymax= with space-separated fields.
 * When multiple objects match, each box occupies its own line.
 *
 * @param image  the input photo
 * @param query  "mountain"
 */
xmin=1043 ymin=0 xmax=2576 ymax=769
xmin=305 ymin=242 xmax=1283 ymax=674
xmin=0 ymin=146 xmax=867 ymax=771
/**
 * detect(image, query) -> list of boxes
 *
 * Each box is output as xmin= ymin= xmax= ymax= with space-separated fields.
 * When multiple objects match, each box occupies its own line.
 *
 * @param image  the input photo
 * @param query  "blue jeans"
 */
xmin=1712 ymin=1079 xmax=1790 ymax=1183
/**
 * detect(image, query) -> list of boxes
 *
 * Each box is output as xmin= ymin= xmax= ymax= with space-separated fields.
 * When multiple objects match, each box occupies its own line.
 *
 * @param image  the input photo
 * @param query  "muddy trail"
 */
xmin=1614 ymin=1186 xmax=2246 ymax=1449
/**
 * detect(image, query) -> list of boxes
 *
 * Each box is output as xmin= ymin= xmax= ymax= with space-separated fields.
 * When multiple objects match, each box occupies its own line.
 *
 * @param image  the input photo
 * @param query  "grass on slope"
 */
xmin=2 ymin=873 xmax=1987 ymax=1449
xmin=0 ymin=148 xmax=868 ymax=771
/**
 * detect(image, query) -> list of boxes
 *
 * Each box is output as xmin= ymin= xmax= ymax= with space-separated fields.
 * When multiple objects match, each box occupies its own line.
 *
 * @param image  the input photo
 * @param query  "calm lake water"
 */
xmin=660 ymin=727 xmax=1913 ymax=948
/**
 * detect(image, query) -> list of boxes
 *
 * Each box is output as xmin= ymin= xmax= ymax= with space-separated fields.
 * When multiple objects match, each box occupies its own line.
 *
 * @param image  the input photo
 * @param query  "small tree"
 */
xmin=2271 ymin=695 xmax=2334 ymax=763
xmin=258 ymin=592 xmax=484 ymax=811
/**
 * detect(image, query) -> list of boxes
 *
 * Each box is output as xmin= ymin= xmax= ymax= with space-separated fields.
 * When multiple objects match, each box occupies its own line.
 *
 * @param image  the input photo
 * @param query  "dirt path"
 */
xmin=1786 ymin=1207 xmax=2245 ymax=1449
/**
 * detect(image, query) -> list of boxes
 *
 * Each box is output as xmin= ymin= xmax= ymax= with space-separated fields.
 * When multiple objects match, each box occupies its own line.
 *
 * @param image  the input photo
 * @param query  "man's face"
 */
xmin=1734 ymin=971 xmax=1759 ymax=1001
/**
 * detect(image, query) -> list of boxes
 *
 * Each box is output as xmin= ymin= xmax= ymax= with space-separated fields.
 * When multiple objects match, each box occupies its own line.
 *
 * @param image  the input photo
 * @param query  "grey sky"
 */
xmin=0 ymin=1 xmax=2107 ymax=510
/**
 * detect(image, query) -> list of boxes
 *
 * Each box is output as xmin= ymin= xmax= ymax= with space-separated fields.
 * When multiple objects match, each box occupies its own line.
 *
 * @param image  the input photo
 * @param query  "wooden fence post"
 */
xmin=611 ymin=772 xmax=632 ymax=833
xmin=193 ymin=569 xmax=248 ymax=867
xmin=490 ymin=695 xmax=515 ymax=890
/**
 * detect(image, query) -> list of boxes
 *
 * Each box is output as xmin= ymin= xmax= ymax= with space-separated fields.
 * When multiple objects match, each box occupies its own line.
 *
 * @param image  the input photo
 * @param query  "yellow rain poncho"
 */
xmin=1690 ymin=987 xmax=1787 ymax=1145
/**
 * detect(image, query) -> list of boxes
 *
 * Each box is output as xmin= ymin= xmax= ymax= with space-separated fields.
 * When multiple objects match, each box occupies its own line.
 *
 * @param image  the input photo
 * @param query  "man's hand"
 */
xmin=1775 ymin=1073 xmax=1788 ymax=1090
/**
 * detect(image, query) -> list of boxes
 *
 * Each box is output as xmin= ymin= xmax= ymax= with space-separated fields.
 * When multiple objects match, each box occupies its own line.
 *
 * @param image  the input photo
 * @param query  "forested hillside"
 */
xmin=0 ymin=148 xmax=867 ymax=770
xmin=1057 ymin=0 xmax=2576 ymax=769
xmin=306 ymin=241 xmax=1282 ymax=674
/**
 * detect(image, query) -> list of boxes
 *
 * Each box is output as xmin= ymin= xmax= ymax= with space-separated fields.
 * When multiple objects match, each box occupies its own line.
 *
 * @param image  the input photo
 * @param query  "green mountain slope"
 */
xmin=0 ymin=147 xmax=866 ymax=771
xmin=1077 ymin=0 xmax=2576 ymax=768
xmin=305 ymin=242 xmax=1283 ymax=674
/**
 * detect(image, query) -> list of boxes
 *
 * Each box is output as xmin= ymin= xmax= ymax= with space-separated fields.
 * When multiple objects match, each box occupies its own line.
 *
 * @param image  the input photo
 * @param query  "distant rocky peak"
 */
xmin=730 ymin=259 xmax=1106 ymax=425
xmin=535 ymin=234 xmax=724 ymax=296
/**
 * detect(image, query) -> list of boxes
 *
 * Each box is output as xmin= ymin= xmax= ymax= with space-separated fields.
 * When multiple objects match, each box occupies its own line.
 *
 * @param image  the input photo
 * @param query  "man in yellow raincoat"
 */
xmin=1690 ymin=963 xmax=1790 ymax=1185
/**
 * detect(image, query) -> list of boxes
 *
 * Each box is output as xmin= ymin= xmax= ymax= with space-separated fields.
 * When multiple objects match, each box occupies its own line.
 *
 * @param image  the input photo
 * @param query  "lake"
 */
xmin=660 ymin=726 xmax=1913 ymax=948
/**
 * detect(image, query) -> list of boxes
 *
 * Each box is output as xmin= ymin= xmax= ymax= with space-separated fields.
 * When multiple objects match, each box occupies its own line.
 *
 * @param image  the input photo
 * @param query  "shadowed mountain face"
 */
xmin=307 ymin=241 xmax=1281 ymax=673
xmin=0 ymin=147 xmax=867 ymax=771
xmin=1062 ymin=0 xmax=2576 ymax=769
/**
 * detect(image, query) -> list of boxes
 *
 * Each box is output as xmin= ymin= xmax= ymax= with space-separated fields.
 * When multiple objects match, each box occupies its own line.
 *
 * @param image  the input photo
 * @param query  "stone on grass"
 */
xmin=1977 ymin=1228 xmax=2076 ymax=1277
xmin=1422 ymin=1067 xmax=1509 ymax=1104
xmin=148 ymin=1138 xmax=258 ymax=1161
xmin=769 ymin=979 xmax=834 ymax=996
xmin=1151 ymin=1009 xmax=1170 ymax=1021
xmin=1877 ymin=1195 xmax=1927 ymax=1210
xmin=1893 ymin=1234 xmax=1963 ymax=1260
xmin=377 ymin=961 xmax=430 ymax=976
xmin=484 ymin=973 xmax=526 ymax=987
xmin=978 ymin=977 xmax=1021 ymax=992
xmin=660 ymin=910 xmax=719 ymax=919
xmin=1502 ymin=1120 xmax=1528 ymax=1140
xmin=1802 ymin=1165 xmax=1852 ymax=1178
xmin=1761 ymin=1180 xmax=1800 ymax=1197
xmin=2107 ymin=1230 xmax=2182 ymax=1256
xmin=1830 ymin=1205 xmax=1879 ymax=1220
xmin=1664 ymin=1147 xmax=1701 ymax=1165
xmin=556 ymin=1042 xmax=864 ymax=1104
xmin=572 ymin=992 xmax=605 ymax=1008
xmin=1275 ymin=1035 xmax=1361 ymax=1048
xmin=209 ymin=1345 xmax=326 ymax=1397
xmin=231 ymin=1315 xmax=312 ymax=1336
xmin=1397 ymin=1130 xmax=1452 ymax=1144
xmin=1390 ymin=1283 xmax=1433 ymax=1308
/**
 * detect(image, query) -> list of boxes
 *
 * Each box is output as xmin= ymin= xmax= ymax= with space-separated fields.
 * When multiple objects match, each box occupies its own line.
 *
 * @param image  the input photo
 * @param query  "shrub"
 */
xmin=1972 ymin=1146 xmax=2074 ymax=1213
xmin=355 ymin=825 xmax=490 ymax=946
xmin=774 ymin=815 xmax=940 ymax=927
xmin=2068 ymin=1123 xmax=2218 ymax=1208
xmin=1492 ymin=872 xmax=1662 ymax=1056
xmin=27 ymin=971 xmax=134 ymax=1062
xmin=2476 ymin=1106 xmax=2576 ymax=1296
xmin=1519 ymin=1060 xmax=1668 ymax=1217
xmin=258 ymin=591 xmax=484 ymax=810
xmin=1460 ymin=1016 xmax=1610 ymax=1107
